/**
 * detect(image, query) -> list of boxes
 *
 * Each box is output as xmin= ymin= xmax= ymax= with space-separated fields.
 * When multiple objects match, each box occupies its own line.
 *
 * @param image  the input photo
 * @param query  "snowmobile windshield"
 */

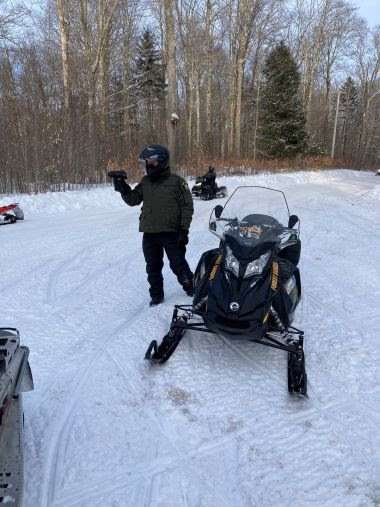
xmin=210 ymin=186 xmax=292 ymax=256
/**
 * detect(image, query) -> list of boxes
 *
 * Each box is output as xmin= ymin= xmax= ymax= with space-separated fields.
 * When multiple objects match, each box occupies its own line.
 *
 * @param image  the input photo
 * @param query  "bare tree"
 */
xmin=163 ymin=0 xmax=177 ymax=166
xmin=1 ymin=0 xmax=380 ymax=194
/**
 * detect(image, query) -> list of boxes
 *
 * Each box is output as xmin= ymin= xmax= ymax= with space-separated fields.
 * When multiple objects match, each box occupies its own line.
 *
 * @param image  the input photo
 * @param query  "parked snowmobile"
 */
xmin=191 ymin=169 xmax=227 ymax=200
xmin=145 ymin=186 xmax=307 ymax=395
xmin=0 ymin=328 xmax=33 ymax=505
xmin=0 ymin=204 xmax=24 ymax=225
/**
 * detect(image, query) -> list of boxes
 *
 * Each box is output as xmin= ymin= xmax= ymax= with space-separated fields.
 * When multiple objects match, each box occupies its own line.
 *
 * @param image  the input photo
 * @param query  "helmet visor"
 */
xmin=138 ymin=158 xmax=159 ymax=171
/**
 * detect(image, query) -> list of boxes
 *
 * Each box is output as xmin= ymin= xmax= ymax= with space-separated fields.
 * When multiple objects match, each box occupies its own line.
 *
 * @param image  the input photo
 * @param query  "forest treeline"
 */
xmin=0 ymin=0 xmax=379 ymax=193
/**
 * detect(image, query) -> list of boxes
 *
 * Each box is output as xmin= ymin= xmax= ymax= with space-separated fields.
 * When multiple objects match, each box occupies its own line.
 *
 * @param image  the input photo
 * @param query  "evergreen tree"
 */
xmin=261 ymin=42 xmax=307 ymax=158
xmin=134 ymin=29 xmax=166 ymax=141
xmin=340 ymin=77 xmax=359 ymax=159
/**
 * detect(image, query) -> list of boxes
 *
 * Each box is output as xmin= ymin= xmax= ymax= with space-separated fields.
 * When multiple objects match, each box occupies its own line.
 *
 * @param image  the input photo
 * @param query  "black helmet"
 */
xmin=208 ymin=166 xmax=215 ymax=173
xmin=138 ymin=144 xmax=170 ymax=180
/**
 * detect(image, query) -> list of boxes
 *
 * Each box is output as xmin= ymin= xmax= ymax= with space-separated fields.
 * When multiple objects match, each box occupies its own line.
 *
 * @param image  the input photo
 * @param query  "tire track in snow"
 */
xmin=40 ymin=299 xmax=148 ymax=507
xmin=291 ymin=201 xmax=379 ymax=480
xmin=53 ymin=389 xmax=339 ymax=507
xmin=45 ymin=240 xmax=129 ymax=306
xmin=52 ymin=327 xmax=302 ymax=506
xmin=39 ymin=237 xmax=148 ymax=507
xmin=31 ymin=241 xmax=142 ymax=406
xmin=212 ymin=286 xmax=376 ymax=498
xmin=46 ymin=253 xmax=84 ymax=305
xmin=52 ymin=418 xmax=258 ymax=507
xmin=0 ymin=258 xmax=55 ymax=293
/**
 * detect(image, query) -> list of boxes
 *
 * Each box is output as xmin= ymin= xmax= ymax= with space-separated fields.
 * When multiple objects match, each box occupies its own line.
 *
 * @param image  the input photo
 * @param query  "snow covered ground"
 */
xmin=1 ymin=169 xmax=379 ymax=507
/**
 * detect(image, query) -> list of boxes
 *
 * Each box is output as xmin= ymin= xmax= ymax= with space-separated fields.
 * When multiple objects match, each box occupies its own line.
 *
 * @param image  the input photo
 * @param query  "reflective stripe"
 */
xmin=271 ymin=261 xmax=279 ymax=290
xmin=209 ymin=255 xmax=222 ymax=280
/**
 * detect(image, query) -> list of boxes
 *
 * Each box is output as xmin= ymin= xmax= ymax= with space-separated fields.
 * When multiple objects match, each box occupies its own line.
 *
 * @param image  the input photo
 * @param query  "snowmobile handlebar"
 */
xmin=107 ymin=170 xmax=128 ymax=180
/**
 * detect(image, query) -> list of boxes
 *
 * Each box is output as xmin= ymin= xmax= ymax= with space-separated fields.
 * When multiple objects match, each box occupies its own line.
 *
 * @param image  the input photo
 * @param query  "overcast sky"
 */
xmin=354 ymin=0 xmax=380 ymax=27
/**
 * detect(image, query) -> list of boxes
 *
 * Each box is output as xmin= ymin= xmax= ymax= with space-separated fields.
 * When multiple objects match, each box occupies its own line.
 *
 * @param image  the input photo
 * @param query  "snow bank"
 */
xmin=1 ymin=169 xmax=378 ymax=219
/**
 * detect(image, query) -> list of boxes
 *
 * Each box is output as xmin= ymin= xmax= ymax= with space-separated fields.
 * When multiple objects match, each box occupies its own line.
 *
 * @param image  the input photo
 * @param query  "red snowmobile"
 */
xmin=0 ymin=204 xmax=24 ymax=225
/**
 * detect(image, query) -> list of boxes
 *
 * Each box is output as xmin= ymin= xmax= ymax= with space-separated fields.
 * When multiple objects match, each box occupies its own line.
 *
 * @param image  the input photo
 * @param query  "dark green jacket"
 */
xmin=121 ymin=169 xmax=194 ymax=233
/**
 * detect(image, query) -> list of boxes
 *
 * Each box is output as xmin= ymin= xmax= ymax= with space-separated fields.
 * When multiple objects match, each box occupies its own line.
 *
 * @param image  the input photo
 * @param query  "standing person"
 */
xmin=112 ymin=145 xmax=194 ymax=306
xmin=203 ymin=166 xmax=217 ymax=198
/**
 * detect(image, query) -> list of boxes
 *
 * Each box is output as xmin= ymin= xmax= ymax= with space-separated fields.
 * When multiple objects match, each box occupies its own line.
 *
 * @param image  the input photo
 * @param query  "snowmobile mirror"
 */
xmin=214 ymin=205 xmax=223 ymax=219
xmin=209 ymin=221 xmax=216 ymax=231
xmin=288 ymin=215 xmax=299 ymax=228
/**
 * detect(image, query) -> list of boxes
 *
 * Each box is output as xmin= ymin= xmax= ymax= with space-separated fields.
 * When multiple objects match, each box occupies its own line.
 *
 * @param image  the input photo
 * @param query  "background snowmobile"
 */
xmin=0 ymin=328 xmax=33 ymax=505
xmin=0 ymin=204 xmax=24 ymax=225
xmin=145 ymin=186 xmax=307 ymax=395
xmin=191 ymin=169 xmax=227 ymax=200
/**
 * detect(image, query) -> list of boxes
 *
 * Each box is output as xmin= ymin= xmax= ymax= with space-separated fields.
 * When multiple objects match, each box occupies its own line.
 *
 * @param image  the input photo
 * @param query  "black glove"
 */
xmin=178 ymin=229 xmax=189 ymax=247
xmin=113 ymin=177 xmax=130 ymax=193
xmin=107 ymin=170 xmax=129 ymax=193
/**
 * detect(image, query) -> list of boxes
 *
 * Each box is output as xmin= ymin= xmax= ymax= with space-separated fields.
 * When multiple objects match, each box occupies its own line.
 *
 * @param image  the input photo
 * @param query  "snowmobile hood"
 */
xmin=224 ymin=233 xmax=276 ymax=261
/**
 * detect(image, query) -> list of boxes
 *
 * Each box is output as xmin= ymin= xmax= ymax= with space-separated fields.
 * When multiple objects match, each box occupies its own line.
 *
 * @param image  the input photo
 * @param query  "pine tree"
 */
xmin=341 ymin=77 xmax=358 ymax=119
xmin=340 ymin=77 xmax=359 ymax=159
xmin=261 ymin=42 xmax=307 ymax=158
xmin=134 ymin=29 xmax=166 ymax=142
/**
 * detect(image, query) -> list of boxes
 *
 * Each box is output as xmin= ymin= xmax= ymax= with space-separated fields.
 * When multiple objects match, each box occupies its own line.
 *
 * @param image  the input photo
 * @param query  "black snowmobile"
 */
xmin=191 ymin=170 xmax=227 ymax=200
xmin=145 ymin=186 xmax=307 ymax=395
xmin=0 ymin=328 xmax=33 ymax=505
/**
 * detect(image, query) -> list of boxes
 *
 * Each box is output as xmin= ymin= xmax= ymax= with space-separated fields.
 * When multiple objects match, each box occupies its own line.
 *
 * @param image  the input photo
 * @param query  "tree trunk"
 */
xmin=56 ymin=0 xmax=71 ymax=112
xmin=195 ymin=70 xmax=201 ymax=154
xmin=205 ymin=0 xmax=214 ymax=156
xmin=234 ymin=57 xmax=245 ymax=158
xmin=56 ymin=0 xmax=73 ymax=173
xmin=163 ymin=0 xmax=177 ymax=168
xmin=253 ymin=76 xmax=261 ymax=161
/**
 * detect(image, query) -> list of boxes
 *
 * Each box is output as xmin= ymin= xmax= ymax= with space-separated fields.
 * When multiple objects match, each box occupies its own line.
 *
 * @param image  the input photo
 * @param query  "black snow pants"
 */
xmin=142 ymin=232 xmax=193 ymax=297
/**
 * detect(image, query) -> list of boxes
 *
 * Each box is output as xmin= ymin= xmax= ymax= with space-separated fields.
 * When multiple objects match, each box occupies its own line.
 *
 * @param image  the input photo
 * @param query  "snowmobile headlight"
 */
xmin=244 ymin=251 xmax=271 ymax=278
xmin=225 ymin=246 xmax=240 ymax=277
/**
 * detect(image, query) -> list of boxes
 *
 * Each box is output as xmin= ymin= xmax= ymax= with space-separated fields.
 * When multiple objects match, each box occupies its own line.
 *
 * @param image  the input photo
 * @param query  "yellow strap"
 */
xmin=271 ymin=261 xmax=279 ymax=290
xmin=209 ymin=255 xmax=222 ymax=281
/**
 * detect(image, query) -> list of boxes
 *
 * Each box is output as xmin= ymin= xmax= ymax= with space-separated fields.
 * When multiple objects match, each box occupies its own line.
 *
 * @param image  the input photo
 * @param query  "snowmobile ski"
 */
xmin=287 ymin=337 xmax=307 ymax=396
xmin=145 ymin=310 xmax=188 ymax=363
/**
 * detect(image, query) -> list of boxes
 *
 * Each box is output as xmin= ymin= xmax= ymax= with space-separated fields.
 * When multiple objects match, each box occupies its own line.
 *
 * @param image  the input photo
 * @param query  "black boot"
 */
xmin=149 ymin=294 xmax=164 ymax=306
xmin=182 ymin=279 xmax=194 ymax=297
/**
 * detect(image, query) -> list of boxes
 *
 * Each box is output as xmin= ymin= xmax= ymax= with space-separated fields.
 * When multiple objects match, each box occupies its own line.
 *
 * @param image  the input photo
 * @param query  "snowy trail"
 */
xmin=1 ymin=170 xmax=379 ymax=506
